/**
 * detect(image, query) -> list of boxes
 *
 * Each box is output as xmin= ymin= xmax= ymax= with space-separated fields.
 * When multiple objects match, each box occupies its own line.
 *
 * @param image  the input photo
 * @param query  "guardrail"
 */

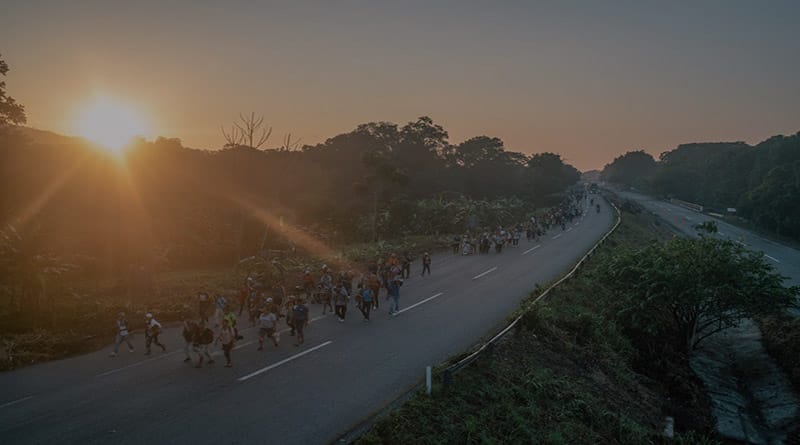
xmin=442 ymin=197 xmax=623 ymax=384
xmin=669 ymin=198 xmax=703 ymax=212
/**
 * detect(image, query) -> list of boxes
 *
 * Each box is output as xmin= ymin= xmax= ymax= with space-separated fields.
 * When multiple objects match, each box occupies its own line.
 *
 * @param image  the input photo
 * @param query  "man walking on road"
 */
xmin=257 ymin=304 xmax=279 ymax=350
xmin=192 ymin=321 xmax=215 ymax=368
xmin=292 ymin=298 xmax=309 ymax=346
xmin=109 ymin=312 xmax=134 ymax=357
xmin=387 ymin=275 xmax=402 ymax=316
xmin=421 ymin=252 xmax=432 ymax=276
xmin=334 ymin=284 xmax=349 ymax=322
xmin=358 ymin=286 xmax=374 ymax=321
xmin=144 ymin=313 xmax=166 ymax=355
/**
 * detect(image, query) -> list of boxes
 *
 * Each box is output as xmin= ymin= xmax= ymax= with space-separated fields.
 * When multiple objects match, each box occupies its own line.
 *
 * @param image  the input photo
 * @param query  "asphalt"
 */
xmin=616 ymin=190 xmax=800 ymax=288
xmin=0 ymin=197 xmax=614 ymax=445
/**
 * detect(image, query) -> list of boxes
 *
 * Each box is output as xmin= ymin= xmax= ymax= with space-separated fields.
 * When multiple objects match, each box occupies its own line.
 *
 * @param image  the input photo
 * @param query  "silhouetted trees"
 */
xmin=0 ymin=54 xmax=26 ymax=127
xmin=602 ymin=133 xmax=800 ymax=238
xmin=0 ymin=116 xmax=581 ymax=275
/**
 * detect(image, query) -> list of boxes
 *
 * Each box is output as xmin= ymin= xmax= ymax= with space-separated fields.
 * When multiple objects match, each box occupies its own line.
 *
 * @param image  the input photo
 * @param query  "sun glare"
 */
xmin=73 ymin=97 xmax=150 ymax=154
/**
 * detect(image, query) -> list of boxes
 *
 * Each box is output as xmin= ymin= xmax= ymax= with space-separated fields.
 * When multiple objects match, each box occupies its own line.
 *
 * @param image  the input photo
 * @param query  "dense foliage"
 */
xmin=601 ymin=133 xmax=800 ymax=238
xmin=600 ymin=235 xmax=798 ymax=353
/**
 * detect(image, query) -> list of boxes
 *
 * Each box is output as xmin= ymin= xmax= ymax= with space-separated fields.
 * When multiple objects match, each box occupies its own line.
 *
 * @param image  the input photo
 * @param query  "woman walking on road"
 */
xmin=109 ymin=312 xmax=134 ymax=357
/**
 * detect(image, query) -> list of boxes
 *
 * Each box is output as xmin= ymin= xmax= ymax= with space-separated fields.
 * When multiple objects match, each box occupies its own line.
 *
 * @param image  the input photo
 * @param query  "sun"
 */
xmin=73 ymin=96 xmax=150 ymax=154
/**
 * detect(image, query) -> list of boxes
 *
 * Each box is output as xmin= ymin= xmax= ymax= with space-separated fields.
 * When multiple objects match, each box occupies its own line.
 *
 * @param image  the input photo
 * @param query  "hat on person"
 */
xmin=145 ymin=313 xmax=153 ymax=319
xmin=266 ymin=297 xmax=273 ymax=303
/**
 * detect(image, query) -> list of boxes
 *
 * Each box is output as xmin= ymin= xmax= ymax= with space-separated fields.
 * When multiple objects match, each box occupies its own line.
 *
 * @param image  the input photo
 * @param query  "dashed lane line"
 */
xmin=396 ymin=292 xmax=444 ymax=315
xmin=522 ymin=245 xmax=541 ymax=255
xmin=472 ymin=267 xmax=498 ymax=280
xmin=238 ymin=340 xmax=333 ymax=382
xmin=566 ymin=227 xmax=573 ymax=232
xmin=0 ymin=395 xmax=34 ymax=409
xmin=552 ymin=234 xmax=562 ymax=240
xmin=765 ymin=254 xmax=781 ymax=263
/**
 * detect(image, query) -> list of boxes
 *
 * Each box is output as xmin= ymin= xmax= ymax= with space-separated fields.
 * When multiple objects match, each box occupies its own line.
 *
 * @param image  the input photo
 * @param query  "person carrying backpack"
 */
xmin=401 ymin=253 xmax=412 ymax=279
xmin=144 ymin=313 xmax=166 ymax=355
xmin=213 ymin=294 xmax=227 ymax=327
xmin=109 ymin=312 xmax=134 ymax=357
xmin=192 ymin=320 xmax=215 ymax=368
xmin=292 ymin=298 xmax=309 ymax=346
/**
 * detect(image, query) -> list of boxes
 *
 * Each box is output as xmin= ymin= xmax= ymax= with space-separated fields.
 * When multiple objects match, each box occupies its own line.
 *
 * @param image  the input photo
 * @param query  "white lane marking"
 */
xmin=397 ymin=292 xmax=444 ymax=315
xmin=522 ymin=245 xmax=541 ymax=255
xmin=552 ymin=234 xmax=562 ymax=240
xmin=0 ymin=395 xmax=34 ymax=409
xmin=238 ymin=340 xmax=332 ymax=381
xmin=666 ymin=208 xmax=672 ymax=212
xmin=765 ymin=254 xmax=781 ymax=263
xmin=566 ymin=227 xmax=573 ymax=232
xmin=472 ymin=267 xmax=498 ymax=280
xmin=719 ymin=232 xmax=726 ymax=236
xmin=574 ymin=222 xmax=580 ymax=226
xmin=736 ymin=241 xmax=747 ymax=246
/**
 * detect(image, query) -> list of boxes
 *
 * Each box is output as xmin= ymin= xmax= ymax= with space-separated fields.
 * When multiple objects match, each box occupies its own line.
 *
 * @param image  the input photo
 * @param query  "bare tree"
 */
xmin=221 ymin=112 xmax=273 ymax=149
xmin=280 ymin=133 xmax=302 ymax=151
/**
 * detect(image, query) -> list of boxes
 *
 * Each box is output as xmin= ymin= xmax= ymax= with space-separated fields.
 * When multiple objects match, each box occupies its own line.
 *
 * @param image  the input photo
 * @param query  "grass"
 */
xmin=356 ymin=203 xmax=721 ymax=444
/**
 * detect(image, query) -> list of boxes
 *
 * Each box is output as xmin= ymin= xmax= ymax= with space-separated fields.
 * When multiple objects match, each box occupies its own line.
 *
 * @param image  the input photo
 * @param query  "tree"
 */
xmin=601 ymin=150 xmax=656 ymax=188
xmin=601 ymin=235 xmax=798 ymax=353
xmin=221 ymin=112 xmax=272 ymax=149
xmin=0 ymin=54 xmax=26 ymax=127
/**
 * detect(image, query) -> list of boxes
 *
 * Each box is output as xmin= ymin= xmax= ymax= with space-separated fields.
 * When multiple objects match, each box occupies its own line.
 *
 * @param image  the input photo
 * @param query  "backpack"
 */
xmin=199 ymin=328 xmax=214 ymax=345
xmin=293 ymin=305 xmax=308 ymax=321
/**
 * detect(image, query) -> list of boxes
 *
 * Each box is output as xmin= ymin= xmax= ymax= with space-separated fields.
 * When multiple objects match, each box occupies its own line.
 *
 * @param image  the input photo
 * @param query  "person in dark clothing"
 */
xmin=421 ymin=252 xmax=432 ymax=276
xmin=292 ymin=298 xmax=309 ymax=346
xmin=401 ymin=253 xmax=411 ymax=279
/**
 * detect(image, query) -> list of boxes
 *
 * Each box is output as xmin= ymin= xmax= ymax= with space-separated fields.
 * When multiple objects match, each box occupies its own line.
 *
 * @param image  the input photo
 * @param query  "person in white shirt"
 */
xmin=144 ymin=313 xmax=166 ymax=355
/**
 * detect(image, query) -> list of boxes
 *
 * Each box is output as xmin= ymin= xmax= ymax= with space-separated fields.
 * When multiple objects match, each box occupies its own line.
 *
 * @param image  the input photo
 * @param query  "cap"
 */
xmin=145 ymin=313 xmax=153 ymax=318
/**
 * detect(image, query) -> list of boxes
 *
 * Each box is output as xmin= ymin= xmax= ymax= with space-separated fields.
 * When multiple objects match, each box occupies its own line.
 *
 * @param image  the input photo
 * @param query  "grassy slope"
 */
xmin=357 ymin=209 xmax=720 ymax=444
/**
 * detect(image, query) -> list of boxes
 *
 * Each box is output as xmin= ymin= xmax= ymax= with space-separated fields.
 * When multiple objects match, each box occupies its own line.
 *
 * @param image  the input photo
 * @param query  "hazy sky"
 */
xmin=2 ymin=0 xmax=799 ymax=170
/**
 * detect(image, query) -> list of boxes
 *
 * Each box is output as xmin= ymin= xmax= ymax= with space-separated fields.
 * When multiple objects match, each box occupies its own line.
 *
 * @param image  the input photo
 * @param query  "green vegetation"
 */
xmin=358 ymin=203 xmax=732 ymax=444
xmin=601 ymin=133 xmax=800 ymax=238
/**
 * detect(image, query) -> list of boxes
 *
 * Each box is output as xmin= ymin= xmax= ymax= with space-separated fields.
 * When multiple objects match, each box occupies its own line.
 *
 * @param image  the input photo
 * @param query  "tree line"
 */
xmin=601 ymin=132 xmax=800 ymax=238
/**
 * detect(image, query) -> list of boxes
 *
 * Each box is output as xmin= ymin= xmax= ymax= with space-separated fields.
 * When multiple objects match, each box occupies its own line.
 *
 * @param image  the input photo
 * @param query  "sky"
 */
xmin=2 ymin=0 xmax=799 ymax=170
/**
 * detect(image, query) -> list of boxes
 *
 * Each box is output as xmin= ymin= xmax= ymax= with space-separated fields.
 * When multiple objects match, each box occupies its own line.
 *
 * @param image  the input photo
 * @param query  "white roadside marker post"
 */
xmin=426 ymin=366 xmax=432 ymax=395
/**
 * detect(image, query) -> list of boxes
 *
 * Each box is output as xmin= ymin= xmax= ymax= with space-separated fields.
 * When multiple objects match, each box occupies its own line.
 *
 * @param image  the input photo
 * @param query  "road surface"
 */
xmin=617 ymin=190 xmax=800 ymax=288
xmin=0 ymin=198 xmax=613 ymax=445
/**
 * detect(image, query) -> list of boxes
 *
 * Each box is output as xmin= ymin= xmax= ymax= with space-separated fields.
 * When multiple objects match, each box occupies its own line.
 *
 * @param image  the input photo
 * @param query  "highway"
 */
xmin=0 ymin=198 xmax=613 ymax=445
xmin=617 ymin=190 xmax=800 ymax=289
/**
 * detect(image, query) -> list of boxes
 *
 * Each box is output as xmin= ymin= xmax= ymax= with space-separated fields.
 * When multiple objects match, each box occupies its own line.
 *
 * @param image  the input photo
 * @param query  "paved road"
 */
xmin=0 ymin=198 xmax=613 ymax=445
xmin=617 ymin=190 xmax=800 ymax=288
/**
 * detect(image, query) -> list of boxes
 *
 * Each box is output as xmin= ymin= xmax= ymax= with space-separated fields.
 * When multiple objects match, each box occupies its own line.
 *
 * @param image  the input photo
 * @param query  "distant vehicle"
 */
xmin=589 ymin=183 xmax=599 ymax=194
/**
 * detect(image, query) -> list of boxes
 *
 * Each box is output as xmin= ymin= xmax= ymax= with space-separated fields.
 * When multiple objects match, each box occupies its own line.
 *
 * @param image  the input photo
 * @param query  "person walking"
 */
xmin=421 ymin=252 xmax=432 ymax=276
xmin=401 ymin=253 xmax=412 ymax=279
xmin=213 ymin=293 xmax=227 ymax=327
xmin=358 ymin=286 xmax=374 ymax=321
xmin=109 ymin=312 xmax=134 ymax=357
xmin=217 ymin=320 xmax=236 ymax=368
xmin=387 ymin=275 xmax=402 ymax=316
xmin=144 ymin=313 xmax=166 ymax=355
xmin=182 ymin=319 xmax=197 ymax=363
xmin=257 ymin=304 xmax=279 ymax=350
xmin=292 ymin=298 xmax=309 ymax=346
xmin=192 ymin=320 xmax=215 ymax=368
xmin=334 ymin=284 xmax=349 ymax=322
